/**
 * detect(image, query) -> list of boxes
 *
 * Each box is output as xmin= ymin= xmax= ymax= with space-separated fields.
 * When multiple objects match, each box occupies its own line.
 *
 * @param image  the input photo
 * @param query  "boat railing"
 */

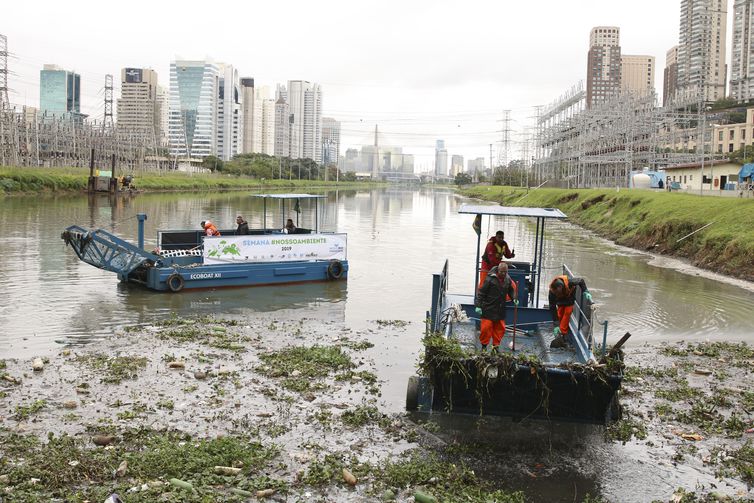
xmin=430 ymin=260 xmax=450 ymax=333
xmin=563 ymin=265 xmax=596 ymax=362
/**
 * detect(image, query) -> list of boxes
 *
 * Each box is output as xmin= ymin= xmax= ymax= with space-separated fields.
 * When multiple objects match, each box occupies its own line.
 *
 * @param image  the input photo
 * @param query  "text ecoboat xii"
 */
xmin=61 ymin=194 xmax=348 ymax=292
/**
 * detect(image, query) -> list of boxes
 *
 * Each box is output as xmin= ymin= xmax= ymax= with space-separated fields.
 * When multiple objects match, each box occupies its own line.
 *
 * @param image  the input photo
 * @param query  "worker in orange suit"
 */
xmin=200 ymin=220 xmax=221 ymax=237
xmin=548 ymin=275 xmax=591 ymax=348
xmin=479 ymin=230 xmax=515 ymax=287
xmin=475 ymin=263 xmax=518 ymax=353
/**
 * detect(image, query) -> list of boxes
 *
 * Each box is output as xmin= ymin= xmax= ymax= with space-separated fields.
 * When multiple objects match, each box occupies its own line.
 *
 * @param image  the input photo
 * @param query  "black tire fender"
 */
xmin=327 ymin=259 xmax=344 ymax=280
xmin=166 ymin=273 xmax=185 ymax=292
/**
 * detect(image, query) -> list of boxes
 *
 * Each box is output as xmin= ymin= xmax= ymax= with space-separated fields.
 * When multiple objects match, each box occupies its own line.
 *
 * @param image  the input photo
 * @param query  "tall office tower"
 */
xmin=677 ymin=0 xmax=728 ymax=103
xmin=259 ymin=93 xmax=275 ymax=155
xmin=241 ymin=80 xmax=275 ymax=155
xmin=39 ymin=64 xmax=81 ymax=118
xmin=240 ymin=78 xmax=256 ymax=153
xmin=156 ymin=85 xmax=169 ymax=146
xmin=586 ymin=27 xmax=622 ymax=109
xmin=451 ymin=155 xmax=464 ymax=176
xmin=435 ymin=139 xmax=448 ymax=177
xmin=663 ymin=46 xmax=680 ymax=106
xmin=274 ymin=92 xmax=290 ymax=158
xmin=168 ymin=60 xmax=220 ymax=159
xmin=287 ymin=80 xmax=323 ymax=162
xmin=467 ymin=157 xmax=485 ymax=174
xmin=730 ymin=0 xmax=754 ymax=101
xmin=116 ymin=68 xmax=160 ymax=143
xmin=621 ymin=55 xmax=655 ymax=97
xmin=217 ymin=64 xmax=242 ymax=161
xmin=321 ymin=117 xmax=340 ymax=165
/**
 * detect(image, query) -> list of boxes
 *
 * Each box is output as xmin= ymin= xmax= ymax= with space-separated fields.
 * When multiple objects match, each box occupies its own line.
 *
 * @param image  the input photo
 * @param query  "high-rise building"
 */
xmin=467 ymin=157 xmax=485 ymax=175
xmin=116 ymin=68 xmax=160 ymax=144
xmin=39 ymin=64 xmax=81 ymax=118
xmin=621 ymin=55 xmax=655 ymax=97
xmin=241 ymin=79 xmax=275 ymax=155
xmin=274 ymin=91 xmax=290 ymax=158
xmin=435 ymin=139 xmax=448 ymax=177
xmin=321 ymin=117 xmax=340 ymax=166
xmin=586 ymin=27 xmax=622 ymax=108
xmin=287 ymin=80 xmax=323 ymax=162
xmin=664 ymin=46 xmax=680 ymax=106
xmin=677 ymin=0 xmax=728 ymax=104
xmin=217 ymin=64 xmax=242 ymax=161
xmin=730 ymin=0 xmax=754 ymax=102
xmin=168 ymin=60 xmax=220 ymax=159
xmin=156 ymin=85 xmax=169 ymax=146
xmin=451 ymin=155 xmax=464 ymax=176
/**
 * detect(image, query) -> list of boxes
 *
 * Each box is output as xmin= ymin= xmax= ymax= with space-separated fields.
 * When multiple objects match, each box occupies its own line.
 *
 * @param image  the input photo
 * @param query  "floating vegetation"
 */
xmin=76 ymin=354 xmax=148 ymax=384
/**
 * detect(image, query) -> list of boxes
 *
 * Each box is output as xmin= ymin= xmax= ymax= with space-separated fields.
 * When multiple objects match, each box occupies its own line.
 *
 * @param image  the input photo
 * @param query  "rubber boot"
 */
xmin=550 ymin=336 xmax=567 ymax=349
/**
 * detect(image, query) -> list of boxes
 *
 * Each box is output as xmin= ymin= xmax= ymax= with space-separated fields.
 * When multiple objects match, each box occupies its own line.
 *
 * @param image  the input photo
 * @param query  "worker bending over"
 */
xmin=548 ymin=275 xmax=592 ymax=349
xmin=479 ymin=230 xmax=515 ymax=286
xmin=475 ymin=263 xmax=518 ymax=353
xmin=200 ymin=220 xmax=221 ymax=237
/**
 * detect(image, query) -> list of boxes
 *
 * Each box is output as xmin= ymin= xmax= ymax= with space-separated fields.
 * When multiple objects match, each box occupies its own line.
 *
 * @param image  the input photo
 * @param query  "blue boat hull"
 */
xmin=120 ymin=260 xmax=348 ymax=292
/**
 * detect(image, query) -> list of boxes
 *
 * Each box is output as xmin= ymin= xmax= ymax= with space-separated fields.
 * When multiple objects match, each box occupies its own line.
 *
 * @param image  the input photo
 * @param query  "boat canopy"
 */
xmin=459 ymin=204 xmax=567 ymax=219
xmin=252 ymin=193 xmax=326 ymax=200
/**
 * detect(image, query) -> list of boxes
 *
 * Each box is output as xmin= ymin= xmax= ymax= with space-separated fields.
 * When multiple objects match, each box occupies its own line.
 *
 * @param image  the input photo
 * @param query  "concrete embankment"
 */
xmin=460 ymin=186 xmax=754 ymax=282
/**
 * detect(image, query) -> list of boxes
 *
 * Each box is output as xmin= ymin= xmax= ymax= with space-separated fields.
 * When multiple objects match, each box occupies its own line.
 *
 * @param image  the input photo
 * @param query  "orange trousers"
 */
xmin=556 ymin=305 xmax=573 ymax=334
xmin=480 ymin=319 xmax=506 ymax=347
xmin=478 ymin=269 xmax=488 ymax=288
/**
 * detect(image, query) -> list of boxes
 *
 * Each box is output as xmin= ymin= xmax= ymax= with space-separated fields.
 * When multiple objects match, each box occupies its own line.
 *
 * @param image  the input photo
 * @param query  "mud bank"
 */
xmin=0 ymin=317 xmax=751 ymax=502
xmin=459 ymin=186 xmax=754 ymax=282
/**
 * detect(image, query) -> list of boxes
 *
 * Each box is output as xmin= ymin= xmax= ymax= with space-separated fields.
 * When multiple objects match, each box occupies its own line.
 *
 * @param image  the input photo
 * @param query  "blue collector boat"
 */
xmin=406 ymin=205 xmax=625 ymax=424
xmin=61 ymin=193 xmax=348 ymax=292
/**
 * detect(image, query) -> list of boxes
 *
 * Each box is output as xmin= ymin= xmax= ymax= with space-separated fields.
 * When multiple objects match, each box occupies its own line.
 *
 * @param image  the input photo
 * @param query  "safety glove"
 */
xmin=584 ymin=292 xmax=593 ymax=302
xmin=475 ymin=307 xmax=482 ymax=315
xmin=553 ymin=327 xmax=561 ymax=336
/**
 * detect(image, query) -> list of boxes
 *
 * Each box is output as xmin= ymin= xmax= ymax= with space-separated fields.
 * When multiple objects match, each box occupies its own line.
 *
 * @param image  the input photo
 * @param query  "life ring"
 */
xmin=166 ymin=273 xmax=185 ymax=292
xmin=327 ymin=260 xmax=344 ymax=280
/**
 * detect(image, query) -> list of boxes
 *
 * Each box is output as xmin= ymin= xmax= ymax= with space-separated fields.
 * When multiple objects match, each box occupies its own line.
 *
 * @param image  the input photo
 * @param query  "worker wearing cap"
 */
xmin=236 ymin=216 xmax=249 ymax=235
xmin=479 ymin=230 xmax=515 ymax=287
xmin=200 ymin=221 xmax=221 ymax=237
xmin=548 ymin=275 xmax=591 ymax=348
xmin=475 ymin=263 xmax=518 ymax=353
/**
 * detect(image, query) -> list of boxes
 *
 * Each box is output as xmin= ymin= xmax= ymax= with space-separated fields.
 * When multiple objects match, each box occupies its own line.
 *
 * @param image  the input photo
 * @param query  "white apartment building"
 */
xmin=156 ymin=85 xmax=169 ymax=146
xmin=168 ymin=60 xmax=220 ymax=159
xmin=117 ymin=68 xmax=160 ymax=144
xmin=435 ymin=139 xmax=448 ymax=177
xmin=241 ymin=79 xmax=275 ymax=155
xmin=677 ymin=0 xmax=728 ymax=103
xmin=287 ymin=80 xmax=323 ymax=162
xmin=217 ymin=64 xmax=242 ymax=161
xmin=274 ymin=93 xmax=290 ymax=158
xmin=730 ymin=0 xmax=754 ymax=101
xmin=621 ymin=55 xmax=655 ymax=97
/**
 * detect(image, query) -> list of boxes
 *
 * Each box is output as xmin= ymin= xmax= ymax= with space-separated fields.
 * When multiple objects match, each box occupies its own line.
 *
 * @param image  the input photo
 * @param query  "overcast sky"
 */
xmin=3 ymin=0 xmax=725 ymax=171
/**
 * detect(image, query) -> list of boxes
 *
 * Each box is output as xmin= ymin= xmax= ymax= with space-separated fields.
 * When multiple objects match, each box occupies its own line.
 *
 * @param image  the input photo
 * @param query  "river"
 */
xmin=1 ymin=187 xmax=753 ymax=501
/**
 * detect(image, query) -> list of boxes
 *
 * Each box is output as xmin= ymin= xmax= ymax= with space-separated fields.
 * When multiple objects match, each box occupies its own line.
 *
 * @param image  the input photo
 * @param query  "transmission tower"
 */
xmin=497 ymin=110 xmax=512 ymax=167
xmin=103 ymin=74 xmax=114 ymax=131
xmin=0 ymin=34 xmax=9 ymax=107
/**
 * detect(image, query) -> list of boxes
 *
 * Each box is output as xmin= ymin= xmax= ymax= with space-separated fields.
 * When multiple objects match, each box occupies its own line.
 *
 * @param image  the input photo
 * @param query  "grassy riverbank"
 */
xmin=0 ymin=167 xmax=384 ymax=193
xmin=460 ymin=186 xmax=754 ymax=281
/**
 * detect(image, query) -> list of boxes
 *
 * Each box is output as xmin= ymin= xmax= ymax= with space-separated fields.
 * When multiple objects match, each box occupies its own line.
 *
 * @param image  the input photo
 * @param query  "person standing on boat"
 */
xmin=236 ymin=216 xmax=249 ymax=235
xmin=479 ymin=231 xmax=515 ymax=286
xmin=475 ymin=263 xmax=518 ymax=353
xmin=284 ymin=218 xmax=297 ymax=234
xmin=548 ymin=275 xmax=592 ymax=348
xmin=201 ymin=221 xmax=221 ymax=237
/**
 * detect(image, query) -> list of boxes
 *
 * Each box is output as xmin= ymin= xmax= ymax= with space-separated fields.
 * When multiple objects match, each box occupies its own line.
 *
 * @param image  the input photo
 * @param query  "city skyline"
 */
xmin=1 ymin=0 xmax=726 ymax=168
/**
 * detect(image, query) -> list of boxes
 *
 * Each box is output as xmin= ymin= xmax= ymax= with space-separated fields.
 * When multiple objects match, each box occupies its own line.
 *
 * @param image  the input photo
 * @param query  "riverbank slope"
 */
xmin=460 ymin=186 xmax=754 ymax=282
xmin=0 ymin=167 xmax=385 ymax=193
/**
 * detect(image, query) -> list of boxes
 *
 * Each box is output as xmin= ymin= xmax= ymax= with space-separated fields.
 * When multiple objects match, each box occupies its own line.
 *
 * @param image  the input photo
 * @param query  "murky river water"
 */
xmin=1 ymin=188 xmax=753 ymax=501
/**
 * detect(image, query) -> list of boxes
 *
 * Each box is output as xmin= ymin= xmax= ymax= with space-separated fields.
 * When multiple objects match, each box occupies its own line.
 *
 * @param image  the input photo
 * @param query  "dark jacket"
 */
xmin=548 ymin=275 xmax=588 ymax=321
xmin=476 ymin=267 xmax=516 ymax=321
xmin=236 ymin=221 xmax=249 ymax=235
